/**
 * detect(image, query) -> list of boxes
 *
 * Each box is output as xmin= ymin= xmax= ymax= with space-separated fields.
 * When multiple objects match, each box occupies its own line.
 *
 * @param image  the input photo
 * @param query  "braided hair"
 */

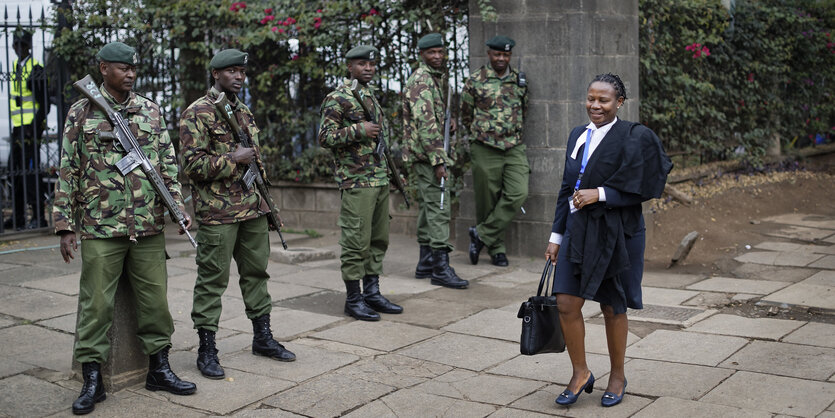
xmin=589 ymin=73 xmax=627 ymax=101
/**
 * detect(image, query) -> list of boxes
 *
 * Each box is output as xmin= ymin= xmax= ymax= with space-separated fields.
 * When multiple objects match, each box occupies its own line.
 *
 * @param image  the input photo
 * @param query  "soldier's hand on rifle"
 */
xmin=59 ymin=231 xmax=78 ymax=263
xmin=230 ymin=146 xmax=257 ymax=164
xmin=449 ymin=118 xmax=457 ymax=133
xmin=361 ymin=121 xmax=381 ymax=139
xmin=178 ymin=213 xmax=193 ymax=235
xmin=434 ymin=164 xmax=448 ymax=182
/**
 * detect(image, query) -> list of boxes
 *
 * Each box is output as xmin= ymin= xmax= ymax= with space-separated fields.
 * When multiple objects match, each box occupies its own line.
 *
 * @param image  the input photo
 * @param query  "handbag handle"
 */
xmin=536 ymin=259 xmax=555 ymax=297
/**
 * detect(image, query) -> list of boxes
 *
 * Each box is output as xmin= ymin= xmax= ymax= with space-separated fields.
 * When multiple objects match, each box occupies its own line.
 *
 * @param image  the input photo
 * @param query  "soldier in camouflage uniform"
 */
xmin=318 ymin=45 xmax=403 ymax=321
xmin=402 ymin=33 xmax=468 ymax=289
xmin=462 ymin=35 xmax=529 ymax=267
xmin=53 ymin=42 xmax=196 ymax=415
xmin=180 ymin=49 xmax=296 ymax=379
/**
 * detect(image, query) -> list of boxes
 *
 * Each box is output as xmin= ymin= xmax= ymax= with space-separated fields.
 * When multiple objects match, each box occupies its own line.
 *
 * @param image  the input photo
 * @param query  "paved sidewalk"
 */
xmin=0 ymin=213 xmax=834 ymax=417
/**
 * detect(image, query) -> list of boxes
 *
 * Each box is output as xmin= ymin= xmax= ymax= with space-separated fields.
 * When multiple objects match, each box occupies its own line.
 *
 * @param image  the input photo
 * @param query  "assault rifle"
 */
xmin=348 ymin=79 xmax=410 ymax=209
xmin=213 ymin=92 xmax=288 ymax=249
xmin=440 ymin=82 xmax=453 ymax=210
xmin=73 ymin=75 xmax=197 ymax=248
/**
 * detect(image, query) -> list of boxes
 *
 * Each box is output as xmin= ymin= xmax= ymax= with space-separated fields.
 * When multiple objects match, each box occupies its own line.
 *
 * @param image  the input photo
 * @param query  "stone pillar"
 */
xmin=73 ymin=272 xmax=147 ymax=392
xmin=456 ymin=0 xmax=640 ymax=257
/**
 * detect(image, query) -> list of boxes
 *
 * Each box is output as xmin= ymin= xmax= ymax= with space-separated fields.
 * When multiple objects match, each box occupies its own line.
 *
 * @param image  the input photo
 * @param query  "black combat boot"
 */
xmin=363 ymin=275 xmax=404 ymax=314
xmin=344 ymin=280 xmax=380 ymax=321
xmin=431 ymin=250 xmax=470 ymax=289
xmin=196 ymin=329 xmax=225 ymax=379
xmin=251 ymin=314 xmax=297 ymax=361
xmin=146 ymin=347 xmax=197 ymax=395
xmin=72 ymin=362 xmax=106 ymax=415
xmin=414 ymin=245 xmax=434 ymax=278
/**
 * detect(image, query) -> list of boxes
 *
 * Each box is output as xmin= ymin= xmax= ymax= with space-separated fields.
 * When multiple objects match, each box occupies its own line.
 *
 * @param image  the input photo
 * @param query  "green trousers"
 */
xmin=413 ymin=162 xmax=453 ymax=252
xmin=338 ymin=185 xmax=390 ymax=282
xmin=192 ymin=216 xmax=271 ymax=331
xmin=74 ymin=233 xmax=173 ymax=363
xmin=470 ymin=142 xmax=530 ymax=255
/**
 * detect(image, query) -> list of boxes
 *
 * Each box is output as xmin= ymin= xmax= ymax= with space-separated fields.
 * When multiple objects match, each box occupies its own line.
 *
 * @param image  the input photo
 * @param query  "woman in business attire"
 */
xmin=545 ymin=73 xmax=671 ymax=407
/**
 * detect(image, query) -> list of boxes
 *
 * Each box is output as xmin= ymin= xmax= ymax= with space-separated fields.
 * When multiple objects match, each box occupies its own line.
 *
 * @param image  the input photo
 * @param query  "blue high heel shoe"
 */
xmin=601 ymin=379 xmax=627 ymax=407
xmin=555 ymin=372 xmax=595 ymax=405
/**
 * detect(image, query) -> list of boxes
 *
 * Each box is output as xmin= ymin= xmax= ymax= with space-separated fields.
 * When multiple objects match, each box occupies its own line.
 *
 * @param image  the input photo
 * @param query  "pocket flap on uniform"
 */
xmin=197 ymin=231 xmax=222 ymax=246
xmin=336 ymin=215 xmax=362 ymax=229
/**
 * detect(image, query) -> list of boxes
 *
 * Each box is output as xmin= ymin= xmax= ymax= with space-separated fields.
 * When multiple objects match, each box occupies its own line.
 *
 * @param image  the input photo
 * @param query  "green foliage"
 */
xmin=640 ymin=0 xmax=835 ymax=167
xmin=51 ymin=0 xmax=471 ymax=189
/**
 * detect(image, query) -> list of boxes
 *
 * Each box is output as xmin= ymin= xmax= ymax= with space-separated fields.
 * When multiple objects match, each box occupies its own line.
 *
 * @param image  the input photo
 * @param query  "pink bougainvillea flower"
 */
xmin=313 ymin=17 xmax=322 ymax=29
xmin=264 ymin=7 xmax=272 ymax=14
xmin=291 ymin=54 xmax=299 ymax=61
xmin=361 ymin=13 xmax=367 ymax=19
xmin=271 ymin=26 xmax=278 ymax=32
xmin=278 ymin=28 xmax=285 ymax=34
xmin=747 ymin=73 xmax=754 ymax=82
xmin=369 ymin=8 xmax=378 ymax=15
xmin=317 ymin=8 xmax=323 ymax=13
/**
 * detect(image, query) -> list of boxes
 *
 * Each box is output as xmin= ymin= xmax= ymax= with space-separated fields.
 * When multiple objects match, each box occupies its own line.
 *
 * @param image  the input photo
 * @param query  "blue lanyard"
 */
xmin=574 ymin=129 xmax=592 ymax=191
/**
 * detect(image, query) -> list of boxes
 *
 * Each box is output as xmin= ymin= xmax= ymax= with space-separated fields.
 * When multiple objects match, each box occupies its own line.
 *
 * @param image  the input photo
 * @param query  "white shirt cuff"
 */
xmin=549 ymin=232 xmax=563 ymax=245
xmin=598 ymin=187 xmax=606 ymax=202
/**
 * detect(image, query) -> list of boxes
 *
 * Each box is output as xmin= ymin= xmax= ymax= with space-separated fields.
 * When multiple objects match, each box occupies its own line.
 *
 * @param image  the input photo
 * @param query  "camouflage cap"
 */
xmin=13 ymin=27 xmax=33 ymax=45
xmin=417 ymin=33 xmax=443 ymax=50
xmin=346 ymin=45 xmax=379 ymax=61
xmin=210 ymin=49 xmax=248 ymax=69
xmin=486 ymin=35 xmax=515 ymax=52
xmin=97 ymin=42 xmax=138 ymax=65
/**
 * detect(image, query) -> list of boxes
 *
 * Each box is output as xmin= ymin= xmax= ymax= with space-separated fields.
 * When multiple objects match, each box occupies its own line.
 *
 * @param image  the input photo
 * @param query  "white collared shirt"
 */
xmin=549 ymin=118 xmax=618 ymax=245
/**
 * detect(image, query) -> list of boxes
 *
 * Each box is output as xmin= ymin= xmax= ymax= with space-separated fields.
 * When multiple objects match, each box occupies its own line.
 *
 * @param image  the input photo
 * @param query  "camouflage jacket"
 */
xmin=52 ymin=85 xmax=185 ymax=240
xmin=461 ymin=65 xmax=528 ymax=150
xmin=318 ymin=78 xmax=388 ymax=190
xmin=401 ymin=62 xmax=451 ymax=167
xmin=179 ymin=87 xmax=269 ymax=225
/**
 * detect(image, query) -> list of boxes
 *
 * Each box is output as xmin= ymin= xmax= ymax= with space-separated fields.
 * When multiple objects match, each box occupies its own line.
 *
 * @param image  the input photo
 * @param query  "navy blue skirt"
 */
xmin=553 ymin=214 xmax=645 ymax=314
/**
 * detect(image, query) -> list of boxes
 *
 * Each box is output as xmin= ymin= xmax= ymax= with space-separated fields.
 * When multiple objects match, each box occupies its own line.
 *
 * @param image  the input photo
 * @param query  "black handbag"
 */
xmin=517 ymin=260 xmax=566 ymax=355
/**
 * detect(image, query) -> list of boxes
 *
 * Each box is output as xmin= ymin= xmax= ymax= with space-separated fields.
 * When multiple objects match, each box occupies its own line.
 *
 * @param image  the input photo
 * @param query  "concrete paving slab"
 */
xmin=719 ymin=340 xmax=835 ymax=380
xmin=0 ymin=374 xmax=78 ymax=417
xmin=0 ymin=317 xmax=14 ymax=328
xmin=18 ymin=273 xmax=79 ymax=296
xmin=0 ymin=357 xmax=32 ymax=379
xmin=334 ymin=354 xmax=452 ymax=389
xmin=478 ymin=269 xmax=541 ymax=289
xmin=400 ymin=333 xmax=518 ymax=372
xmin=37 ymin=313 xmax=77 ymax=334
xmin=584 ymin=323 xmax=640 ymax=355
xmin=487 ymin=352 xmax=611 ymax=386
xmin=641 ymin=272 xmax=706 ymax=289
xmin=427 ymin=282 xmax=532 ymax=310
xmin=413 ymin=369 xmax=545 ymax=405
xmin=681 ymin=292 xmax=732 ymax=307
xmin=753 ymin=241 xmax=804 ymax=252
xmin=167 ymin=271 xmax=198 ymax=292
xmin=774 ymin=251 xmax=825 ymax=267
xmin=262 ymin=372 xmax=395 ymax=417
xmin=270 ymin=268 xmax=344 ymax=290
xmin=701 ymin=370 xmax=835 ymax=416
xmin=74 ymin=390 xmax=209 ymax=417
xmin=762 ymin=213 xmax=835 ymax=230
xmin=375 ymin=274 xmax=440 ymax=295
xmin=442 ymin=308 xmax=519 ymax=342
xmin=582 ymin=302 xmax=603 ymax=319
xmin=219 ymin=308 xmax=338 ymax=340
xmin=229 ymin=408 xmax=305 ymax=417
xmin=265 ymin=281 xmax=323 ymax=302
xmin=627 ymin=304 xmax=715 ymax=326
xmin=733 ymin=263 xmax=817 ymax=283
xmin=270 ymin=246 xmax=335 ymax=264
xmin=222 ymin=343 xmax=358 ymax=383
xmin=810 ymin=255 xmax=835 ymax=270
xmin=0 ymin=264 xmax=68 ymax=285
xmin=782 ymin=322 xmax=835 ymax=348
xmin=687 ymin=313 xmax=804 ymax=340
xmin=345 ymin=388 xmax=497 ymax=417
xmin=0 ymin=325 xmax=73 ymax=372
xmin=687 ymin=277 xmax=791 ymax=295
xmin=389 ymin=297 xmax=485 ymax=328
xmin=165 ymin=255 xmax=199 ymax=271
xmin=0 ymin=261 xmax=19 ymax=271
xmin=765 ymin=225 xmax=834 ymax=242
xmin=139 ymin=367 xmax=294 ymax=415
xmin=509 ymin=383 xmax=652 ymax=417
xmin=215 ymin=332 xmax=254 ymax=356
xmin=0 ymin=285 xmax=77 ymax=322
xmin=292 ymin=336 xmax=384 ymax=357
xmin=762 ymin=271 xmax=835 ymax=310
xmin=487 ymin=408 xmax=556 ymax=417
xmin=641 ymin=287 xmax=699 ymax=306
xmin=312 ymin=320 xmax=439 ymax=352
xmin=605 ymin=359 xmax=734 ymax=400
xmin=632 ymin=396 xmax=771 ymax=418
xmin=626 ymin=329 xmax=748 ymax=366
xmin=734 ymin=251 xmax=778 ymax=265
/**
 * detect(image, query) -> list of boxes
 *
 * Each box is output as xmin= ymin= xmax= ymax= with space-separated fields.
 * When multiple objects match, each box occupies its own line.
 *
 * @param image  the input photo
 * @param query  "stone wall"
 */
xmin=456 ymin=0 xmax=642 ymax=257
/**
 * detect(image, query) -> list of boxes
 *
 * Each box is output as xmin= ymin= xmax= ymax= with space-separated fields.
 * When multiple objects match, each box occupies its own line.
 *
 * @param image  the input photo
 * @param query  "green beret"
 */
xmin=486 ymin=35 xmax=515 ymax=52
xmin=13 ymin=28 xmax=32 ymax=45
xmin=210 ymin=49 xmax=248 ymax=70
xmin=417 ymin=33 xmax=443 ymax=50
xmin=346 ymin=45 xmax=379 ymax=61
xmin=96 ymin=42 xmax=138 ymax=65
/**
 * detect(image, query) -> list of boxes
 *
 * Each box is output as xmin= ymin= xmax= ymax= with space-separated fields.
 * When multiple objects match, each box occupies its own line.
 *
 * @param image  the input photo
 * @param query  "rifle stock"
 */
xmin=72 ymin=74 xmax=197 ymax=248
xmin=213 ymin=92 xmax=288 ymax=249
xmin=348 ymin=79 xmax=411 ymax=209
xmin=440 ymin=82 xmax=453 ymax=210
